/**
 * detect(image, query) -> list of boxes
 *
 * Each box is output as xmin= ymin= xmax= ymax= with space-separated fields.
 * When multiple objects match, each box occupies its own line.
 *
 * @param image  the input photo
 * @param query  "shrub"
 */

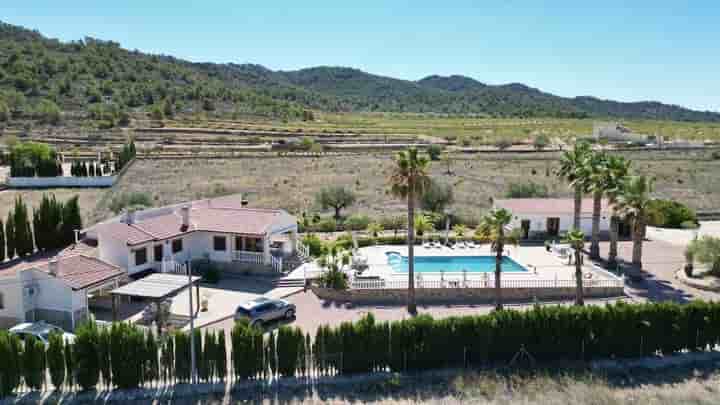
xmin=23 ymin=334 xmax=46 ymax=390
xmin=506 ymin=182 xmax=549 ymax=198
xmin=0 ymin=332 xmax=22 ymax=396
xmin=647 ymin=199 xmax=697 ymax=229
xmin=427 ymin=144 xmax=443 ymax=160
xmin=318 ymin=268 xmax=348 ymax=290
xmin=344 ymin=214 xmax=371 ymax=231
xmin=317 ymin=217 xmax=338 ymax=233
xmin=108 ymin=192 xmax=153 ymax=214
xmin=202 ymin=262 xmax=221 ymax=284
xmin=420 ymin=179 xmax=454 ymax=213
xmin=533 ymin=134 xmax=550 ymax=150
xmin=301 ymin=234 xmax=324 ymax=257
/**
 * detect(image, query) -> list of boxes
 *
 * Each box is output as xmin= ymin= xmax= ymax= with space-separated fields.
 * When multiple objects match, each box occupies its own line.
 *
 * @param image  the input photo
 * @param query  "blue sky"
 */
xmin=3 ymin=1 xmax=719 ymax=111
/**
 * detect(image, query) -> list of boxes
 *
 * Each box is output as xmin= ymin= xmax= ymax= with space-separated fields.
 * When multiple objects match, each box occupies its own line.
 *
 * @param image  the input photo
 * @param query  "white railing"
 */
xmin=350 ymin=277 xmax=624 ymax=290
xmin=271 ymin=255 xmax=283 ymax=273
xmin=297 ymin=240 xmax=310 ymax=258
xmin=232 ymin=250 xmax=264 ymax=264
xmin=8 ymin=176 xmax=117 ymax=188
xmin=161 ymin=258 xmax=185 ymax=274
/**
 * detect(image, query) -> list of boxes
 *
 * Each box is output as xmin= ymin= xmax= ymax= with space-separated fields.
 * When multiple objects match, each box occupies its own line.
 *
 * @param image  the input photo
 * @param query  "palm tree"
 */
xmin=603 ymin=156 xmax=631 ymax=267
xmin=389 ymin=148 xmax=431 ymax=313
xmin=414 ymin=214 xmax=435 ymax=239
xmin=452 ymin=224 xmax=469 ymax=240
xmin=585 ymin=151 xmax=607 ymax=260
xmin=614 ymin=175 xmax=660 ymax=273
xmin=558 ymin=141 xmax=592 ymax=229
xmin=479 ymin=208 xmax=517 ymax=311
xmin=565 ymin=228 xmax=586 ymax=306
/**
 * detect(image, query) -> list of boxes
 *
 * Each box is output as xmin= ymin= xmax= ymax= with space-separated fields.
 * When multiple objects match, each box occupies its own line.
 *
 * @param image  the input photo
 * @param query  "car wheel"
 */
xmin=285 ymin=309 xmax=295 ymax=319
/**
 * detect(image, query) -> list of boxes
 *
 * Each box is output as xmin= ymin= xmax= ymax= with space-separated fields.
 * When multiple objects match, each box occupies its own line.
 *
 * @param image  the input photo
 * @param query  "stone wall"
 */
xmin=312 ymin=285 xmax=624 ymax=306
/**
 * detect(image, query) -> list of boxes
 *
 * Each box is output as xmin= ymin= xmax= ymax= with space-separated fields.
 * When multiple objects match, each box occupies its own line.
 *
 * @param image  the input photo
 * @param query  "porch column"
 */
xmin=263 ymin=234 xmax=271 ymax=265
xmin=289 ymin=229 xmax=298 ymax=253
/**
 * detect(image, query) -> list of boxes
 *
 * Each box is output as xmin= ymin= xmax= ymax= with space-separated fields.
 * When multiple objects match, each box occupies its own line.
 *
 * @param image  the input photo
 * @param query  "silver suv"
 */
xmin=234 ymin=297 xmax=296 ymax=327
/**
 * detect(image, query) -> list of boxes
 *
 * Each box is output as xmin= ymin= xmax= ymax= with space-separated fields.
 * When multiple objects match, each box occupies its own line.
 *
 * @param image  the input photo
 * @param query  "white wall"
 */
xmin=98 ymin=230 xmax=130 ymax=270
xmin=510 ymin=213 xmax=610 ymax=236
xmin=8 ymin=176 xmax=117 ymax=188
xmin=0 ymin=275 xmax=24 ymax=325
xmin=26 ymin=270 xmax=74 ymax=312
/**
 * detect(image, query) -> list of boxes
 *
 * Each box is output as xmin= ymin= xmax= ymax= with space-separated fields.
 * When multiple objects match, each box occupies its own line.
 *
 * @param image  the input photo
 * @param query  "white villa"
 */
xmin=0 ymin=253 xmax=125 ymax=330
xmin=93 ymin=195 xmax=299 ymax=276
xmin=494 ymin=198 xmax=630 ymax=239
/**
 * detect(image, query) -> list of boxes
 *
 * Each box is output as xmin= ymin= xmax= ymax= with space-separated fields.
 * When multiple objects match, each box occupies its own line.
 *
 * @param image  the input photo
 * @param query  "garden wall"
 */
xmin=312 ymin=285 xmax=624 ymax=305
xmin=7 ymin=176 xmax=117 ymax=188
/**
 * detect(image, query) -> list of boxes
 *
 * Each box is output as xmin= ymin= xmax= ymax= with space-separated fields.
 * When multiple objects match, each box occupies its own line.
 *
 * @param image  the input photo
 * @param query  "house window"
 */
xmin=213 ymin=236 xmax=226 ymax=251
xmin=0 ymin=292 xmax=4 ymax=310
xmin=134 ymin=248 xmax=148 ymax=266
xmin=172 ymin=238 xmax=183 ymax=254
xmin=154 ymin=245 xmax=163 ymax=262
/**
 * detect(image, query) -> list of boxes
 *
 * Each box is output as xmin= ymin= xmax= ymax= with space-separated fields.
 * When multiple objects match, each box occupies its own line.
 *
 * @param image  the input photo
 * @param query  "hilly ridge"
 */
xmin=1 ymin=20 xmax=718 ymax=125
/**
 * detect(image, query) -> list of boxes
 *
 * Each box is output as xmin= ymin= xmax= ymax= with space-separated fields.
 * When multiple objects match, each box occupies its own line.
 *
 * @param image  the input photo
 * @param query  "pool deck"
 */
xmin=356 ymin=244 xmax=619 ymax=283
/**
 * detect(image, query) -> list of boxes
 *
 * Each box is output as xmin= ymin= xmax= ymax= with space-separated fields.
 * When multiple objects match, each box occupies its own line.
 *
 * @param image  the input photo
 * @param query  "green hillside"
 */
xmin=1 ymin=20 xmax=718 ymax=128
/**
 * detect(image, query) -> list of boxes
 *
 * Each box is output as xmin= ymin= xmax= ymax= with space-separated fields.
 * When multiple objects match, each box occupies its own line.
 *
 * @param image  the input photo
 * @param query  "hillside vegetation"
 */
xmin=1 ymin=20 xmax=719 ymax=130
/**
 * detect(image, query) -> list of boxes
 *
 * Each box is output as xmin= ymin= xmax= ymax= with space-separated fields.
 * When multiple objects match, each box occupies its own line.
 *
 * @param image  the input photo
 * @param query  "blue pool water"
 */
xmin=386 ymin=252 xmax=527 ymax=273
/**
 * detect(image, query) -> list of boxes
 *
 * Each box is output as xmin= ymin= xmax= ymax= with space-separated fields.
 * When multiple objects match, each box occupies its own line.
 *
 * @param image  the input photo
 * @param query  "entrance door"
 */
xmin=546 ymin=217 xmax=560 ymax=237
xmin=520 ymin=220 xmax=531 ymax=239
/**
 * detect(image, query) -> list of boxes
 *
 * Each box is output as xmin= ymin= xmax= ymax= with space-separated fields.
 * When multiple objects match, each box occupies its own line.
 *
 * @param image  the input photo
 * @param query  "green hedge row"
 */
xmin=3 ymin=300 xmax=720 ymax=396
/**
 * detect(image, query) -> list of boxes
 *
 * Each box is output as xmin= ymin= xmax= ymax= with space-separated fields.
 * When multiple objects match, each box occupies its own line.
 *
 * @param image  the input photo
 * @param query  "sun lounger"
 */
xmin=457 ymin=241 xmax=466 ymax=249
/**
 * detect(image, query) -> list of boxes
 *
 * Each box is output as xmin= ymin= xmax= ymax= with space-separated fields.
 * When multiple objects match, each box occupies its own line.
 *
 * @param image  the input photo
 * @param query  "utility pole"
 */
xmin=187 ymin=261 xmax=196 ymax=384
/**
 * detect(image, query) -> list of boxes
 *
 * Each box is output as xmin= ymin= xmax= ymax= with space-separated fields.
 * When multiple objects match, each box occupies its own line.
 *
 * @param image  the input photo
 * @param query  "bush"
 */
xmin=317 ymin=217 xmax=337 ymax=233
xmin=420 ymin=179 xmax=454 ymax=213
xmin=427 ymin=144 xmax=443 ymax=160
xmin=344 ymin=214 xmax=371 ymax=231
xmin=301 ymin=234 xmax=324 ymax=257
xmin=108 ymin=192 xmax=153 ymax=214
xmin=506 ymin=182 xmax=549 ymax=198
xmin=647 ymin=199 xmax=697 ymax=229
xmin=318 ymin=268 xmax=348 ymax=290
xmin=533 ymin=134 xmax=550 ymax=150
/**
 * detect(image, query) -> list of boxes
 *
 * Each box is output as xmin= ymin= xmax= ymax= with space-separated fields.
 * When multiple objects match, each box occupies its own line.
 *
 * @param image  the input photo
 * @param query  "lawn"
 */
xmin=93 ymin=148 xmax=720 ymax=225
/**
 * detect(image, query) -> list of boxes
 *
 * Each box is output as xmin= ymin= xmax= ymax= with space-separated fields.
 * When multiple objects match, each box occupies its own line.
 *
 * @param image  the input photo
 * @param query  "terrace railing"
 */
xmin=271 ymin=255 xmax=283 ymax=273
xmin=350 ymin=277 xmax=624 ymax=290
xmin=233 ymin=250 xmax=264 ymax=264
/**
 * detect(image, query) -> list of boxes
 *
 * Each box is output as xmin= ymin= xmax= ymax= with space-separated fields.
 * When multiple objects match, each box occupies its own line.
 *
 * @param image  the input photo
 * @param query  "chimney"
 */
xmin=180 ymin=205 xmax=190 ymax=229
xmin=48 ymin=258 xmax=59 ymax=276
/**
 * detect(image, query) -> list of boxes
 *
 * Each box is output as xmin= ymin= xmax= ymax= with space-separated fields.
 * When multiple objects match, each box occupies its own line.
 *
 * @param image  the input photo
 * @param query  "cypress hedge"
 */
xmin=0 ymin=331 xmax=22 ymax=396
xmin=23 ymin=336 xmax=45 ymax=390
xmin=46 ymin=332 xmax=66 ymax=390
xmin=74 ymin=322 xmax=101 ymax=390
xmin=109 ymin=322 xmax=145 ymax=389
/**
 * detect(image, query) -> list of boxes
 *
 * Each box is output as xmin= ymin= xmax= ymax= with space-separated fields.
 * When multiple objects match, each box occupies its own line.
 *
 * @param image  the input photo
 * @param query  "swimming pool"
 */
xmin=386 ymin=252 xmax=528 ymax=273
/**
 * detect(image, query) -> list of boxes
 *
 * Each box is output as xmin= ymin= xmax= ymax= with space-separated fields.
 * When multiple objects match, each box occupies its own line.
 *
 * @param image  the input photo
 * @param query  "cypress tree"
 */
xmin=12 ymin=197 xmax=33 ymax=257
xmin=47 ymin=331 xmax=66 ymax=390
xmin=6 ymin=212 xmax=15 ymax=260
xmin=0 ymin=218 xmax=5 ymax=261
xmin=74 ymin=322 xmax=100 ymax=390
xmin=64 ymin=341 xmax=75 ymax=390
xmin=98 ymin=327 xmax=111 ymax=388
xmin=193 ymin=328 xmax=203 ymax=382
xmin=160 ymin=334 xmax=175 ymax=385
xmin=0 ymin=332 xmax=22 ymax=396
xmin=145 ymin=330 xmax=158 ymax=387
xmin=61 ymin=196 xmax=82 ymax=246
xmin=216 ymin=330 xmax=227 ymax=382
xmin=23 ymin=336 xmax=45 ymax=390
xmin=88 ymin=162 xmax=96 ymax=177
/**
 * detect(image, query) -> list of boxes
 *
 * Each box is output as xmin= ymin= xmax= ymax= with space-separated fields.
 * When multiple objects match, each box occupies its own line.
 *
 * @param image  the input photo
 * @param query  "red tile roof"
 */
xmin=34 ymin=255 xmax=125 ymax=290
xmin=494 ymin=198 xmax=611 ymax=216
xmin=97 ymin=195 xmax=293 ymax=246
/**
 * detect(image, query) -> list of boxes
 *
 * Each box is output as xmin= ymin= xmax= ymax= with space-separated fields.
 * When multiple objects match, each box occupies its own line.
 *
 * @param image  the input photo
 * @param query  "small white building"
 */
xmin=0 ymin=254 xmax=125 ymax=330
xmin=94 ymin=195 xmax=299 ymax=276
xmin=494 ymin=198 xmax=630 ymax=239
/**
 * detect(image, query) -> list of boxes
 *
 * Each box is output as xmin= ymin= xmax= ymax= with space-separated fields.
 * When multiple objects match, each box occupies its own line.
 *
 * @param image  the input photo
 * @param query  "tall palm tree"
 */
xmin=614 ymin=175 xmax=660 ymax=272
xmin=479 ymin=208 xmax=517 ymax=311
xmin=389 ymin=148 xmax=431 ymax=313
xmin=558 ymin=141 xmax=592 ymax=229
xmin=565 ymin=228 xmax=586 ymax=306
xmin=603 ymin=156 xmax=631 ymax=267
xmin=585 ymin=151 xmax=608 ymax=260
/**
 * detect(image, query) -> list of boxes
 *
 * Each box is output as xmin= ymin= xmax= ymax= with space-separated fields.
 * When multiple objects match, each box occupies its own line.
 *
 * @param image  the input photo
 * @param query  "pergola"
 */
xmin=110 ymin=273 xmax=201 ymax=334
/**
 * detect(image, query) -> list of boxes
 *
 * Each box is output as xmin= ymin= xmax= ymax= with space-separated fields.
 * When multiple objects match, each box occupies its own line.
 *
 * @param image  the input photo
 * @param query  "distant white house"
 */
xmin=493 ymin=198 xmax=629 ymax=239
xmin=0 ymin=254 xmax=125 ymax=330
xmin=94 ymin=194 xmax=299 ymax=276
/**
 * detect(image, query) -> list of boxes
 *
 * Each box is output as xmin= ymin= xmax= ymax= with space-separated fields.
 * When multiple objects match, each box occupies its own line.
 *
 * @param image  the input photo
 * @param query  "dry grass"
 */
xmin=93 ymin=149 xmax=720 ymax=225
xmin=0 ymin=188 xmax=107 ymax=226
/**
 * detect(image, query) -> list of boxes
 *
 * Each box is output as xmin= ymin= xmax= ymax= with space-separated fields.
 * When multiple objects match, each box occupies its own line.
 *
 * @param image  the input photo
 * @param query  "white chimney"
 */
xmin=48 ymin=258 xmax=59 ymax=276
xmin=181 ymin=205 xmax=190 ymax=228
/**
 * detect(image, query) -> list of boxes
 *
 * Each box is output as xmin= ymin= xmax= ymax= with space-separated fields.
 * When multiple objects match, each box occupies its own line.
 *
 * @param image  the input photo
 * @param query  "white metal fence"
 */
xmin=232 ymin=251 xmax=264 ymax=264
xmin=297 ymin=240 xmax=310 ymax=258
xmin=271 ymin=255 xmax=283 ymax=273
xmin=351 ymin=277 xmax=624 ymax=290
